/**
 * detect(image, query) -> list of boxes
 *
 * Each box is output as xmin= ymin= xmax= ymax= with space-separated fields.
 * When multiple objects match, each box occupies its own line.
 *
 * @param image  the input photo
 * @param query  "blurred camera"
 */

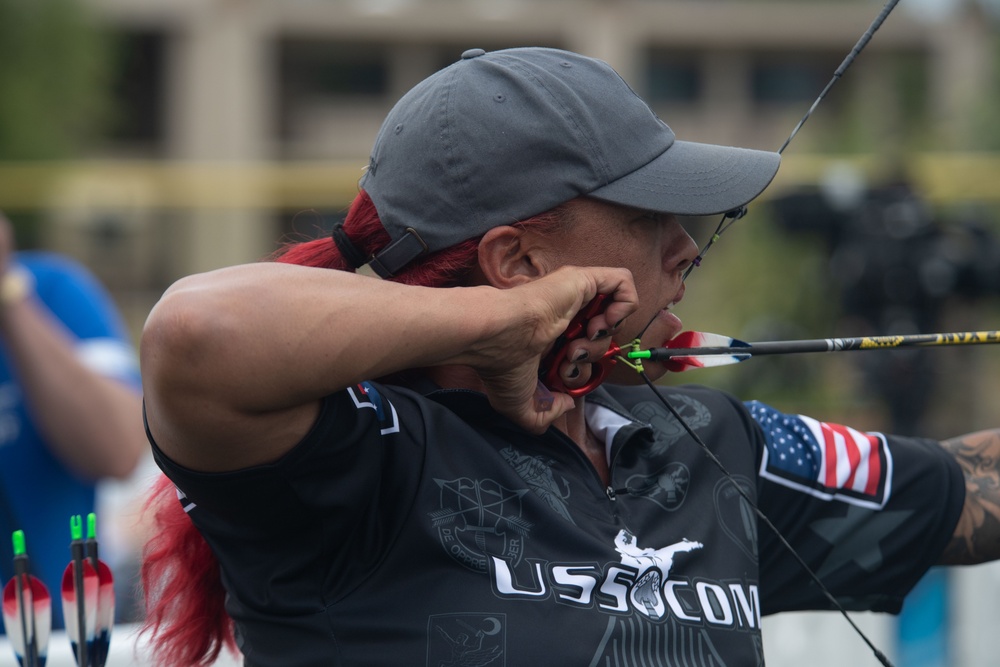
xmin=770 ymin=180 xmax=1000 ymax=331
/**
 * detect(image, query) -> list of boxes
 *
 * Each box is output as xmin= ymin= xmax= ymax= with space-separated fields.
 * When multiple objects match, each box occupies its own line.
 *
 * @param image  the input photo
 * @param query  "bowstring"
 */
xmin=636 ymin=0 xmax=902 ymax=341
xmin=628 ymin=1 xmax=904 ymax=664
xmin=681 ymin=206 xmax=746 ymax=283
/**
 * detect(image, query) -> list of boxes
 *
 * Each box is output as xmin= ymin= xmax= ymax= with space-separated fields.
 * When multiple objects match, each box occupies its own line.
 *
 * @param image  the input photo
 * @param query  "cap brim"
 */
xmin=588 ymin=140 xmax=781 ymax=216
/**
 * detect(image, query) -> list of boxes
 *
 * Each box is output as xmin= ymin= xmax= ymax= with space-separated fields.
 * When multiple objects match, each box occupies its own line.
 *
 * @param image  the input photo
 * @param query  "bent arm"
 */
xmin=938 ymin=430 xmax=1000 ymax=564
xmin=0 ymin=290 xmax=144 ymax=480
xmin=140 ymin=263 xmax=636 ymax=473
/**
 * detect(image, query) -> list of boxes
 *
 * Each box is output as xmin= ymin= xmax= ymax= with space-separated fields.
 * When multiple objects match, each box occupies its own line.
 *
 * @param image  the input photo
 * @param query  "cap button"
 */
xmin=461 ymin=48 xmax=486 ymax=60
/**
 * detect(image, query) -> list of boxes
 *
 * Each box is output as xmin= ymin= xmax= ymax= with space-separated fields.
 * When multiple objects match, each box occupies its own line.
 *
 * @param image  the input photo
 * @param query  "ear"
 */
xmin=477 ymin=226 xmax=549 ymax=288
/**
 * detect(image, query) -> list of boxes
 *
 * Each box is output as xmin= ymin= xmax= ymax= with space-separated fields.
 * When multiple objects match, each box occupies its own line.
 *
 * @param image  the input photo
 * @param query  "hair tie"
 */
xmin=331 ymin=223 xmax=369 ymax=270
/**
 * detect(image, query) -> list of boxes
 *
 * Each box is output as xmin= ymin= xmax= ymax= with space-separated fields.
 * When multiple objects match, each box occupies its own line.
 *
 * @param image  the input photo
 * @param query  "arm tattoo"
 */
xmin=939 ymin=430 xmax=1000 ymax=564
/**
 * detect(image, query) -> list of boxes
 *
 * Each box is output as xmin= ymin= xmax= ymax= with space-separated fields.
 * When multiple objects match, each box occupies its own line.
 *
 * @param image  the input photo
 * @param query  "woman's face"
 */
xmin=534 ymin=198 xmax=699 ymax=384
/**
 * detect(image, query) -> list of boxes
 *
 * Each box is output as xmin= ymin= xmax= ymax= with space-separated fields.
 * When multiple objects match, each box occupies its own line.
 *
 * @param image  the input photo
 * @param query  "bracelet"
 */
xmin=0 ymin=267 xmax=34 ymax=306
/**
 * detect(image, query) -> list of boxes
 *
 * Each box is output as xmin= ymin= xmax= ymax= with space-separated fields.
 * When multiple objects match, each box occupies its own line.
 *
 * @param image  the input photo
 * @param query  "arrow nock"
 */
xmin=11 ymin=530 xmax=24 ymax=557
xmin=70 ymin=514 xmax=83 ymax=541
xmin=616 ymin=340 xmax=646 ymax=374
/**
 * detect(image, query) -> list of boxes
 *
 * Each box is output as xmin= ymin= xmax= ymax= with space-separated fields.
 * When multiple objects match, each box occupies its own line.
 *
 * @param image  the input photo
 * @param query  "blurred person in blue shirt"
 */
xmin=0 ymin=212 xmax=145 ymax=630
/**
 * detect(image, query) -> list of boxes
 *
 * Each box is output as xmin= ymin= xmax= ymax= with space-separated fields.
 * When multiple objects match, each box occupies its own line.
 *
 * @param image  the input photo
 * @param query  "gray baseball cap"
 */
xmin=360 ymin=46 xmax=780 ymax=277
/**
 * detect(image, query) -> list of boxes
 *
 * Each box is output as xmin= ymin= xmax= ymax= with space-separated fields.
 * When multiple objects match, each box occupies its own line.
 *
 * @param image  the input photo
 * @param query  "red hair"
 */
xmin=140 ymin=476 xmax=235 ymax=666
xmin=140 ymin=190 xmax=569 ymax=665
xmin=272 ymin=190 xmax=483 ymax=287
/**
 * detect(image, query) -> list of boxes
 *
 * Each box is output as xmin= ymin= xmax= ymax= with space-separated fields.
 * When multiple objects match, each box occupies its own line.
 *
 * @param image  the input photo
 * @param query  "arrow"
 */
xmin=84 ymin=514 xmax=114 ymax=667
xmin=628 ymin=330 xmax=1000 ymax=372
xmin=61 ymin=516 xmax=96 ymax=667
xmin=1 ymin=531 xmax=51 ymax=667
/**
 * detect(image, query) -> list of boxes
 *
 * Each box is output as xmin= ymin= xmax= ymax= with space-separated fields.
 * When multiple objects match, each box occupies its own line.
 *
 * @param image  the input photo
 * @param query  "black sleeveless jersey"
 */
xmin=152 ymin=382 xmax=964 ymax=666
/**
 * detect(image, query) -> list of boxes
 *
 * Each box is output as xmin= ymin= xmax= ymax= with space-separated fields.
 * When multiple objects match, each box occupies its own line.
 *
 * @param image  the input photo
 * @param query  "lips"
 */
xmin=658 ymin=308 xmax=683 ymax=339
xmin=654 ymin=286 xmax=686 ymax=341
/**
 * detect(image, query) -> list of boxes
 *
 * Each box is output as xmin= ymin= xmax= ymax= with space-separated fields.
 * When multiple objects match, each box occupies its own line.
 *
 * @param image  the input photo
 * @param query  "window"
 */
xmin=106 ymin=30 xmax=166 ymax=148
xmin=280 ymin=40 xmax=389 ymax=99
xmin=751 ymin=60 xmax=829 ymax=104
xmin=646 ymin=52 xmax=700 ymax=104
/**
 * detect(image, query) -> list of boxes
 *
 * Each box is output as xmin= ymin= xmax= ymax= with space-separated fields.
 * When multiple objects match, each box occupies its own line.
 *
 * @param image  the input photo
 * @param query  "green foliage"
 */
xmin=890 ymin=51 xmax=933 ymax=150
xmin=671 ymin=207 xmax=837 ymax=342
xmin=661 ymin=208 xmax=844 ymax=412
xmin=0 ymin=0 xmax=110 ymax=160
xmin=966 ymin=36 xmax=1000 ymax=151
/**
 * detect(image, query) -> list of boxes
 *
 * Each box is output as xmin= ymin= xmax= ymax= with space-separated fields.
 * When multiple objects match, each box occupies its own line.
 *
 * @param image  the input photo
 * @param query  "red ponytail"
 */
xmin=141 ymin=190 xmax=570 ymax=664
xmin=273 ymin=190 xmax=483 ymax=287
xmin=139 ymin=475 xmax=236 ymax=666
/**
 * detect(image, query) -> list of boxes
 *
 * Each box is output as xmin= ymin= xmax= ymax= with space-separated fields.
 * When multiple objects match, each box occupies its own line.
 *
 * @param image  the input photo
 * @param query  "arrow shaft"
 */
xmin=14 ymin=572 xmax=36 ymax=667
xmin=642 ymin=331 xmax=1000 ymax=361
xmin=72 ymin=542 xmax=88 ymax=667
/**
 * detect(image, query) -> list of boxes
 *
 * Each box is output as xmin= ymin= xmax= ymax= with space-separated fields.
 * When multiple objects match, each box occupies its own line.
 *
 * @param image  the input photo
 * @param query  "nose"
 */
xmin=663 ymin=219 xmax=699 ymax=274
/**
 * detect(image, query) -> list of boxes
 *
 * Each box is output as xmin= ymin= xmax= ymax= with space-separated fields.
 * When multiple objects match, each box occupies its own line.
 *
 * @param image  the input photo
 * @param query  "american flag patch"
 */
xmin=747 ymin=401 xmax=892 ymax=509
xmin=348 ymin=381 xmax=400 ymax=435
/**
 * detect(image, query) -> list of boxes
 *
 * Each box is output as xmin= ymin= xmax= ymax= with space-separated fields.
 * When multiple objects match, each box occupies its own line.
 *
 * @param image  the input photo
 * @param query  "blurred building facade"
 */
xmin=39 ymin=0 xmax=994 ymax=320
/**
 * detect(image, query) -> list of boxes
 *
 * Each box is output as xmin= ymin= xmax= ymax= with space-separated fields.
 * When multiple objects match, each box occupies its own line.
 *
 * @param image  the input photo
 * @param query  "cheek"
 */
xmin=557 ymin=242 xmax=634 ymax=270
xmin=549 ymin=226 xmax=661 ymax=275
xmin=597 ymin=231 xmax=660 ymax=270
xmin=626 ymin=248 xmax=668 ymax=293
